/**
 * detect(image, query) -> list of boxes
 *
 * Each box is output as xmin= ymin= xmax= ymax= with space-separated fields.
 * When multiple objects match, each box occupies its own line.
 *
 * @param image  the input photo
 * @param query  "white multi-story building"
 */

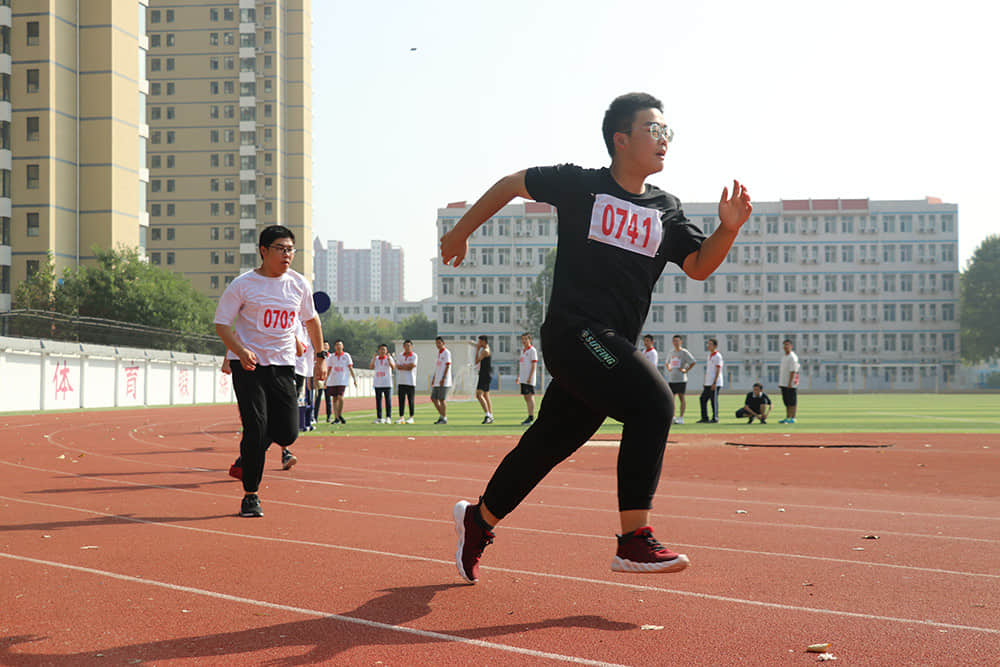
xmin=436 ymin=197 xmax=960 ymax=391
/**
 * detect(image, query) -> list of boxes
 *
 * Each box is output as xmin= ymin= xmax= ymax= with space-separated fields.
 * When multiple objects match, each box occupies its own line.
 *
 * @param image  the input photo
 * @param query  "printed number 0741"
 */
xmin=601 ymin=205 xmax=652 ymax=248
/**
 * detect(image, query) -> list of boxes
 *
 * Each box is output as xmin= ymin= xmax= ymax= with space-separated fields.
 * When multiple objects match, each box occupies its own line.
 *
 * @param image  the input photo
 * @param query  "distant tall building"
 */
xmin=2 ymin=1 xmax=149 ymax=312
xmin=144 ymin=0 xmax=312 ymax=296
xmin=315 ymin=239 xmax=404 ymax=303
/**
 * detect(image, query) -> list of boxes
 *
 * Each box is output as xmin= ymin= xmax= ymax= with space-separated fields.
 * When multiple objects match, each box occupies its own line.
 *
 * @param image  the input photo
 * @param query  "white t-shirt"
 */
xmin=329 ymin=351 xmax=353 ymax=386
xmin=642 ymin=347 xmax=658 ymax=369
xmin=704 ymin=350 xmax=724 ymax=387
xmin=214 ymin=269 xmax=316 ymax=367
xmin=294 ymin=321 xmax=314 ymax=377
xmin=395 ymin=351 xmax=418 ymax=386
xmin=372 ymin=355 xmax=393 ymax=389
xmin=433 ymin=348 xmax=453 ymax=387
xmin=518 ymin=345 xmax=538 ymax=385
xmin=779 ymin=351 xmax=801 ymax=388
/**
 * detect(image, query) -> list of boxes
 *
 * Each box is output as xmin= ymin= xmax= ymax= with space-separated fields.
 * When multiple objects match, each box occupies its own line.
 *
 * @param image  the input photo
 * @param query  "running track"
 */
xmin=1 ymin=404 xmax=997 ymax=665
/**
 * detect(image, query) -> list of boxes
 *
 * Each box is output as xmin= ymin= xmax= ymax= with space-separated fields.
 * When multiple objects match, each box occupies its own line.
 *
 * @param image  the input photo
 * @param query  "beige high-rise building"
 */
xmin=1 ymin=1 xmax=150 ymax=312
xmin=144 ymin=0 xmax=312 ymax=297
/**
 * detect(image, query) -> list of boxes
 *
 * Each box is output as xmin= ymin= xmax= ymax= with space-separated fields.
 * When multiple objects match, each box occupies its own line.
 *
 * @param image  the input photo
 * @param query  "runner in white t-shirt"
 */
xmin=327 ymin=340 xmax=357 ymax=424
xmin=394 ymin=339 xmax=418 ymax=423
xmin=516 ymin=333 xmax=539 ymax=425
xmin=431 ymin=337 xmax=452 ymax=424
xmin=778 ymin=339 xmax=801 ymax=424
xmin=214 ymin=225 xmax=326 ymax=518
xmin=697 ymin=338 xmax=724 ymax=423
xmin=369 ymin=343 xmax=396 ymax=423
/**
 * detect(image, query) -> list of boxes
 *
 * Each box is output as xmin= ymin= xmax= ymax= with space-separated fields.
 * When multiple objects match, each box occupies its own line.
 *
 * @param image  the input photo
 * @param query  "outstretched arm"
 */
xmin=682 ymin=180 xmax=752 ymax=280
xmin=441 ymin=171 xmax=530 ymax=267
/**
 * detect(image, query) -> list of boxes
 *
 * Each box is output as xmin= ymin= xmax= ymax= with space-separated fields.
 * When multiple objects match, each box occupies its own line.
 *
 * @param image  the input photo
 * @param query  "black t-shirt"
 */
xmin=525 ymin=164 xmax=705 ymax=342
xmin=477 ymin=353 xmax=492 ymax=381
xmin=744 ymin=391 xmax=772 ymax=412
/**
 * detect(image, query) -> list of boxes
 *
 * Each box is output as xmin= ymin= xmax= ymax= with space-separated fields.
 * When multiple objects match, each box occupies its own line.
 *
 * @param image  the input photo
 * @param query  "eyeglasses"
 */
xmin=636 ymin=121 xmax=674 ymax=143
xmin=267 ymin=245 xmax=296 ymax=255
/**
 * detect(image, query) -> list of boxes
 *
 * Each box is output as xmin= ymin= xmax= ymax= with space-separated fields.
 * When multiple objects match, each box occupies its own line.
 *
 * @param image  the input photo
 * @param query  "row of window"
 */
xmin=703 ymin=213 xmax=956 ymax=236
xmin=655 ymin=272 xmax=956 ymax=296
xmin=728 ymin=243 xmax=956 ymax=265
xmin=150 ymin=177 xmax=271 ymax=194
xmin=149 ymin=153 xmax=265 ymax=170
xmin=150 ymin=202 xmax=273 ymax=218
xmin=150 ymin=4 xmax=272 ymax=25
xmin=150 ymin=128 xmax=275 ymax=147
xmin=637 ymin=332 xmax=957 ymax=358
xmin=647 ymin=302 xmax=957 ymax=325
xmin=458 ymin=247 xmax=551 ymax=267
xmin=148 ymin=227 xmax=255 ymax=244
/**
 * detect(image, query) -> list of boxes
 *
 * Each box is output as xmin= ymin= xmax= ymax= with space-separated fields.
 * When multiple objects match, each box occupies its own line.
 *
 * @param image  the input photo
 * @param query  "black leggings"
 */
xmin=230 ymin=364 xmax=298 ymax=494
xmin=398 ymin=384 xmax=415 ymax=417
xmin=314 ymin=388 xmax=332 ymax=420
xmin=482 ymin=323 xmax=674 ymax=518
xmin=374 ymin=387 xmax=392 ymax=419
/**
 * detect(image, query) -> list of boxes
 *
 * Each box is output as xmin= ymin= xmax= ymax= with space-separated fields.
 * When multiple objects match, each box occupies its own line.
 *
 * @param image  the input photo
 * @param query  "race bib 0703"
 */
xmin=256 ymin=306 xmax=297 ymax=332
xmin=588 ymin=194 xmax=663 ymax=257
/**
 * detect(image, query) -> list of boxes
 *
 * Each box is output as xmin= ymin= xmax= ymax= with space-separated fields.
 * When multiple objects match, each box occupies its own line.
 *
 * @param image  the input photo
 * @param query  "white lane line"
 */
xmin=4 ymin=492 xmax=999 ymax=586
xmin=0 ymin=552 xmax=625 ymax=667
xmin=2 ymin=528 xmax=997 ymax=638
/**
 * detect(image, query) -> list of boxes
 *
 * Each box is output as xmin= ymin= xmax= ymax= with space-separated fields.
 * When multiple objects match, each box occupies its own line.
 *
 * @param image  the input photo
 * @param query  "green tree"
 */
xmin=399 ymin=312 xmax=437 ymax=341
xmin=961 ymin=234 xmax=1000 ymax=363
xmin=10 ymin=246 xmax=217 ymax=351
xmin=525 ymin=249 xmax=556 ymax=336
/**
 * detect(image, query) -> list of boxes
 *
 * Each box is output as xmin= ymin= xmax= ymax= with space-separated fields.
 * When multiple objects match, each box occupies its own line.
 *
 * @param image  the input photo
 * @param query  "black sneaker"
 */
xmin=483 ymin=415 xmax=494 ymax=424
xmin=434 ymin=417 xmax=448 ymax=425
xmin=696 ymin=418 xmax=711 ymax=424
xmin=747 ymin=417 xmax=754 ymax=424
xmin=759 ymin=418 xmax=767 ymax=424
xmin=239 ymin=494 xmax=263 ymax=517
xmin=520 ymin=415 xmax=534 ymax=425
xmin=710 ymin=418 xmax=719 ymax=423
xmin=282 ymin=449 xmax=297 ymax=470
xmin=453 ymin=500 xmax=494 ymax=584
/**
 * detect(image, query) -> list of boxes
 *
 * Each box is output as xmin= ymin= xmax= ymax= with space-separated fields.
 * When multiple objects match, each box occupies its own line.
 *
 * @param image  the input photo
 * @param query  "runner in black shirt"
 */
xmin=442 ymin=93 xmax=752 ymax=583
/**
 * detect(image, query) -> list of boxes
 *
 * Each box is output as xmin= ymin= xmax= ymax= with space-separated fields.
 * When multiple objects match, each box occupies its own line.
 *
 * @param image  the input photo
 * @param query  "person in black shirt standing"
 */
xmin=475 ymin=335 xmax=494 ymax=424
xmin=441 ymin=92 xmax=752 ymax=583
xmin=735 ymin=382 xmax=772 ymax=424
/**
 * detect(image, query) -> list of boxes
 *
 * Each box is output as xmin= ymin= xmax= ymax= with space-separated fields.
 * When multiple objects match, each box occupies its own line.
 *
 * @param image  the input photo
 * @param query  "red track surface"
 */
xmin=1 ymin=403 xmax=998 ymax=665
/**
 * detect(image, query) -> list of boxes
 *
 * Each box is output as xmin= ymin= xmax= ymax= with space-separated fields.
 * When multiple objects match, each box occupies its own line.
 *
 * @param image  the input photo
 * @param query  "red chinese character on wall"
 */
xmin=125 ymin=366 xmax=139 ymax=400
xmin=177 ymin=368 xmax=190 ymax=398
xmin=53 ymin=361 xmax=74 ymax=400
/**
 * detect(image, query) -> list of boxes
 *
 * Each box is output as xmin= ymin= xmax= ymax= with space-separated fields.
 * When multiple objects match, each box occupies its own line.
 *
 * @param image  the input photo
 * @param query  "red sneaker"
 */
xmin=453 ymin=500 xmax=494 ymax=584
xmin=611 ymin=527 xmax=689 ymax=573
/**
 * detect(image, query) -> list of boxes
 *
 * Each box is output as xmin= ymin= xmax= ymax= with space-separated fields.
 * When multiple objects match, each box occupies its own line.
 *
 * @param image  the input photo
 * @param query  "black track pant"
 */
xmin=398 ymin=384 xmax=415 ymax=417
xmin=699 ymin=386 xmax=720 ymax=420
xmin=482 ymin=323 xmax=674 ymax=519
xmin=230 ymin=364 xmax=298 ymax=494
xmin=374 ymin=387 xmax=392 ymax=419
xmin=314 ymin=388 xmax=332 ymax=420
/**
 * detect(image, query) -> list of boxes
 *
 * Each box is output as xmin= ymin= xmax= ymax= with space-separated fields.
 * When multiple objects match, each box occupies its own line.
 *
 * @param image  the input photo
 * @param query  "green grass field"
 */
xmin=307 ymin=392 xmax=1000 ymax=438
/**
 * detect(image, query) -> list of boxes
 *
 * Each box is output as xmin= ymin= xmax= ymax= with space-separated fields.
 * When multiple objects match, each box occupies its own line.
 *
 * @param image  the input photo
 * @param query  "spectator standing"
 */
xmin=778 ymin=339 xmax=801 ymax=424
xmin=666 ymin=334 xmax=697 ymax=424
xmin=698 ymin=338 xmax=724 ymax=423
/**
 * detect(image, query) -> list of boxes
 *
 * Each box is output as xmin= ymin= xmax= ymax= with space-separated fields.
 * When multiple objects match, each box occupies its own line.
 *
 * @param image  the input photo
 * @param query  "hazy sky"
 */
xmin=311 ymin=0 xmax=998 ymax=301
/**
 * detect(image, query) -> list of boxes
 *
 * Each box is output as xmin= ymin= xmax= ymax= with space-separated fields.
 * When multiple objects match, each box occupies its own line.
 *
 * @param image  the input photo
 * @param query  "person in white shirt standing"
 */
xmin=294 ymin=320 xmax=315 ymax=435
xmin=395 ymin=339 xmax=418 ymax=423
xmin=697 ymin=338 xmax=724 ymax=423
xmin=517 ymin=332 xmax=539 ymax=425
xmin=327 ymin=340 xmax=357 ymax=424
xmin=666 ymin=334 xmax=697 ymax=424
xmin=431 ymin=336 xmax=452 ymax=424
xmin=641 ymin=334 xmax=658 ymax=369
xmin=370 ymin=343 xmax=396 ymax=423
xmin=778 ymin=339 xmax=801 ymax=424
xmin=214 ymin=225 xmax=326 ymax=518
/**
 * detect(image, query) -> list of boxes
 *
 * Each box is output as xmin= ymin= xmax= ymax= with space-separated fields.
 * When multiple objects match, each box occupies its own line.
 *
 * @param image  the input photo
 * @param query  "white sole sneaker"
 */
xmin=610 ymin=553 xmax=690 ymax=573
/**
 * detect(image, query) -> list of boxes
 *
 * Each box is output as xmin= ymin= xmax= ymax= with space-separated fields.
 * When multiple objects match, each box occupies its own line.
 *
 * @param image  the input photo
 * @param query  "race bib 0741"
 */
xmin=588 ymin=194 xmax=662 ymax=257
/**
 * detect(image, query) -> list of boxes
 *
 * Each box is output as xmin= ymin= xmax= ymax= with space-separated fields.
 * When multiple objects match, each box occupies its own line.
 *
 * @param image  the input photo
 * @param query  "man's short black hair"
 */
xmin=602 ymin=92 xmax=663 ymax=158
xmin=672 ymin=334 xmax=683 ymax=341
xmin=478 ymin=335 xmax=488 ymax=343
xmin=643 ymin=334 xmax=654 ymax=341
xmin=753 ymin=382 xmax=763 ymax=389
xmin=333 ymin=339 xmax=343 ymax=346
xmin=783 ymin=338 xmax=794 ymax=345
xmin=708 ymin=337 xmax=718 ymax=347
xmin=403 ymin=339 xmax=413 ymax=345
xmin=435 ymin=336 xmax=445 ymax=343
xmin=259 ymin=225 xmax=294 ymax=251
